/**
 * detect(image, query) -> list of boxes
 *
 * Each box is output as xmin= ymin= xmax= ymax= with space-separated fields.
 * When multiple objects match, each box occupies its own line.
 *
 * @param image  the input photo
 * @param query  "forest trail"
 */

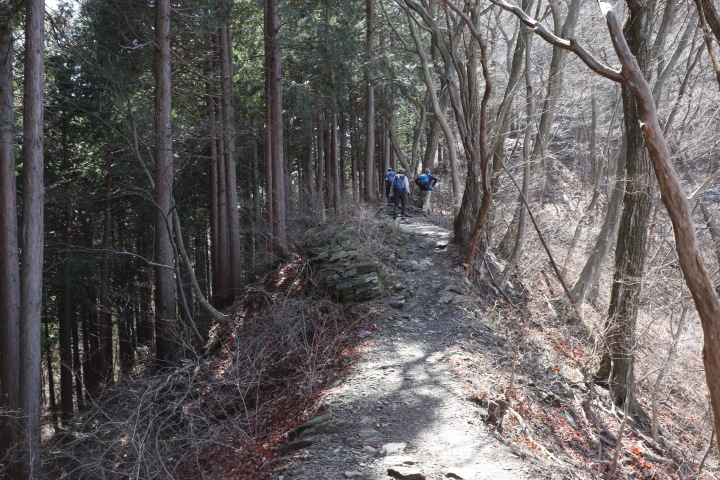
xmin=279 ymin=209 xmax=548 ymax=480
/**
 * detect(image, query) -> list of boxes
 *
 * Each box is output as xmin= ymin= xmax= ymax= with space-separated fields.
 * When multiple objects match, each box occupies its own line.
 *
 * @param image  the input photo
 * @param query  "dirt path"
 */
xmin=279 ymin=214 xmax=549 ymax=480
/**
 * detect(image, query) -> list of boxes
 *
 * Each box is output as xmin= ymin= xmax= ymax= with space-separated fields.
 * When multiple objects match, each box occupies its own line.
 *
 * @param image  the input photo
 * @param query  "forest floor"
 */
xmin=276 ymin=206 xmax=550 ymax=480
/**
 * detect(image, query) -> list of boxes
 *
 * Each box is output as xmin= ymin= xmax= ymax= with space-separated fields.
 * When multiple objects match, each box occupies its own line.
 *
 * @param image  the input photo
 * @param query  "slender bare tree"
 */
xmin=492 ymin=0 xmax=720 ymax=455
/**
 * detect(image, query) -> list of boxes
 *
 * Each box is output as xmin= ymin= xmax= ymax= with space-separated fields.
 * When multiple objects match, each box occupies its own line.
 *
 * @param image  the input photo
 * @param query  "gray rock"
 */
xmin=280 ymin=436 xmax=318 ymax=454
xmin=438 ymin=294 xmax=453 ymax=305
xmin=363 ymin=445 xmax=377 ymax=455
xmin=390 ymin=298 xmax=406 ymax=309
xmin=380 ymin=442 xmax=407 ymax=456
xmin=358 ymin=428 xmax=381 ymax=439
xmin=344 ymin=472 xmax=364 ymax=479
xmin=387 ymin=466 xmax=425 ymax=480
xmin=384 ymin=456 xmax=416 ymax=466
xmin=442 ymin=466 xmax=474 ymax=479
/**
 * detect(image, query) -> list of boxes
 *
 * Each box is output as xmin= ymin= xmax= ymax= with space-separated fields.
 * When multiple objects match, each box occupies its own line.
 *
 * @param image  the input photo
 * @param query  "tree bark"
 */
xmin=19 ymin=0 xmax=45 ymax=475
xmin=364 ymin=0 xmax=378 ymax=201
xmin=220 ymin=23 xmax=243 ymax=295
xmin=265 ymin=0 xmax=288 ymax=260
xmin=154 ymin=0 xmax=179 ymax=367
xmin=595 ymin=1 xmax=655 ymax=417
xmin=0 ymin=6 xmax=20 ymax=476
xmin=212 ymin=88 xmax=230 ymax=307
xmin=98 ymin=166 xmax=113 ymax=384
xmin=59 ymin=207 xmax=74 ymax=423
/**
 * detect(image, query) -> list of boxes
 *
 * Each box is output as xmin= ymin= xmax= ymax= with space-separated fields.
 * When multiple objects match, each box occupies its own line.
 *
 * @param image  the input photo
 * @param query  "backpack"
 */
xmin=416 ymin=174 xmax=430 ymax=189
xmin=386 ymin=171 xmax=395 ymax=183
xmin=392 ymin=174 xmax=405 ymax=191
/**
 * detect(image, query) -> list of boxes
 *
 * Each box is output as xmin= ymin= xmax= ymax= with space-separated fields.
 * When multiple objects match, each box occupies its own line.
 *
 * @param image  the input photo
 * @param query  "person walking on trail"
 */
xmin=392 ymin=168 xmax=411 ymax=218
xmin=415 ymin=168 xmax=438 ymax=216
xmin=384 ymin=167 xmax=395 ymax=202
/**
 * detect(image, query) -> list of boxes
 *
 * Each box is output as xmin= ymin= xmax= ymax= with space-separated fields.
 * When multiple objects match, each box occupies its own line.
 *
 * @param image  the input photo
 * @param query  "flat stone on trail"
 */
xmin=279 ymin=436 xmax=317 ymax=454
xmin=344 ymin=472 xmax=364 ymax=478
xmin=363 ymin=445 xmax=377 ymax=455
xmin=442 ymin=466 xmax=474 ymax=479
xmin=358 ymin=428 xmax=381 ymax=439
xmin=380 ymin=442 xmax=407 ymax=455
xmin=383 ymin=455 xmax=416 ymax=466
xmin=438 ymin=293 xmax=453 ymax=304
xmin=387 ymin=465 xmax=426 ymax=480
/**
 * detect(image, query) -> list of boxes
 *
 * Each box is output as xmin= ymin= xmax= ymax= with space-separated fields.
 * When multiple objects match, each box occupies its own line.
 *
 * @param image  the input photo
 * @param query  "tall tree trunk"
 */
xmin=528 ymin=0 xmax=580 ymax=175
xmin=98 ymin=167 xmax=113 ymax=384
xmin=43 ymin=317 xmax=58 ymax=430
xmin=0 ymin=6 xmax=20 ymax=476
xmin=595 ymin=2 xmax=656 ymax=418
xmin=331 ymin=112 xmax=341 ymax=213
xmin=265 ymin=0 xmax=288 ymax=259
xmin=209 ymin=110 xmax=220 ymax=307
xmin=154 ymin=0 xmax=178 ymax=367
xmin=570 ymin=102 xmax=624 ymax=303
xmin=118 ymin=254 xmax=134 ymax=374
xmin=422 ymin=88 xmax=446 ymax=171
xmin=71 ymin=295 xmax=84 ymax=410
xmin=213 ymin=92 xmax=230 ymax=307
xmin=406 ymin=10 xmax=462 ymax=210
xmin=364 ymin=0 xmax=378 ymax=201
xmin=59 ymin=207 xmax=74 ymax=423
xmin=19 ymin=0 xmax=45 ymax=475
xmin=317 ymin=114 xmax=326 ymax=210
xmin=220 ymin=23 xmax=243 ymax=295
xmin=499 ymin=22 xmax=533 ymax=287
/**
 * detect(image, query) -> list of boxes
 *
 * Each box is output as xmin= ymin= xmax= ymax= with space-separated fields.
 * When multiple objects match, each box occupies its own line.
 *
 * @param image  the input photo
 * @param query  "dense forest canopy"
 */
xmin=3 ymin=0 xmax=720 ymax=477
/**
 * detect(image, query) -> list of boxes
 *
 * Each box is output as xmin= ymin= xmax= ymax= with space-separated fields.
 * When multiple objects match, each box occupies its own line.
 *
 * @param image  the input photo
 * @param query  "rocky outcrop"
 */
xmin=304 ymin=225 xmax=387 ymax=303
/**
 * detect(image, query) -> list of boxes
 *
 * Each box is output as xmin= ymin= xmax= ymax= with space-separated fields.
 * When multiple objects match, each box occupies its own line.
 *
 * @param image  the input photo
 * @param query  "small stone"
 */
xmin=363 ymin=446 xmax=377 ymax=455
xmin=390 ymin=298 xmax=406 ymax=309
xmin=280 ymin=437 xmax=317 ymax=454
xmin=358 ymin=428 xmax=381 ymax=439
xmin=438 ymin=294 xmax=453 ymax=305
xmin=315 ymin=421 xmax=342 ymax=434
xmin=380 ymin=442 xmax=407 ymax=456
xmin=344 ymin=472 xmax=364 ymax=478
xmin=384 ymin=456 xmax=416 ymax=466
xmin=442 ymin=466 xmax=473 ymax=479
xmin=387 ymin=466 xmax=425 ymax=480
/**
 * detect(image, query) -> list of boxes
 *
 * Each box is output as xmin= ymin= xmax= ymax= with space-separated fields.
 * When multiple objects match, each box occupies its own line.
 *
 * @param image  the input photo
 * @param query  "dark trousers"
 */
xmin=385 ymin=181 xmax=392 ymax=200
xmin=393 ymin=189 xmax=407 ymax=216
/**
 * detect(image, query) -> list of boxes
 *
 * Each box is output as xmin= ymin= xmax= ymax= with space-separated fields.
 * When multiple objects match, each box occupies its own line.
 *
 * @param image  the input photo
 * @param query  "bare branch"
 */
xmin=489 ymin=0 xmax=624 ymax=83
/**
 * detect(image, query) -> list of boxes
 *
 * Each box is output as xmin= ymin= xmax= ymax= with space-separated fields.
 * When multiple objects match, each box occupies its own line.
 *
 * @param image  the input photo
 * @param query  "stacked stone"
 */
xmin=304 ymin=226 xmax=384 ymax=303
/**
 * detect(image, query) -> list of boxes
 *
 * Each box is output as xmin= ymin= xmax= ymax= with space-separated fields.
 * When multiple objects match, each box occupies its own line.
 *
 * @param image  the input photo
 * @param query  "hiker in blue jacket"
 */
xmin=414 ymin=168 xmax=438 ymax=215
xmin=392 ymin=168 xmax=411 ymax=218
xmin=384 ymin=167 xmax=395 ymax=202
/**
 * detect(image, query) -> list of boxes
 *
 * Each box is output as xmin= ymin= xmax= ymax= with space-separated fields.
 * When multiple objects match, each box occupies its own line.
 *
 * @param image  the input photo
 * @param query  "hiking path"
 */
xmin=279 ymin=210 xmax=550 ymax=480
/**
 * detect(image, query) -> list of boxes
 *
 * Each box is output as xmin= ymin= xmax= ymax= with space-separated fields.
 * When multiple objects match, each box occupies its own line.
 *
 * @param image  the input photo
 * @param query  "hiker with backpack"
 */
xmin=392 ymin=168 xmax=411 ymax=218
xmin=414 ymin=168 xmax=438 ymax=215
xmin=384 ymin=167 xmax=395 ymax=202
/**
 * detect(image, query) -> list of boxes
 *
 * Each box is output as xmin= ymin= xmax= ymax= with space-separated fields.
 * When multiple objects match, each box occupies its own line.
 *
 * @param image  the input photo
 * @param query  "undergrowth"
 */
xmin=45 ymin=254 xmax=379 ymax=479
